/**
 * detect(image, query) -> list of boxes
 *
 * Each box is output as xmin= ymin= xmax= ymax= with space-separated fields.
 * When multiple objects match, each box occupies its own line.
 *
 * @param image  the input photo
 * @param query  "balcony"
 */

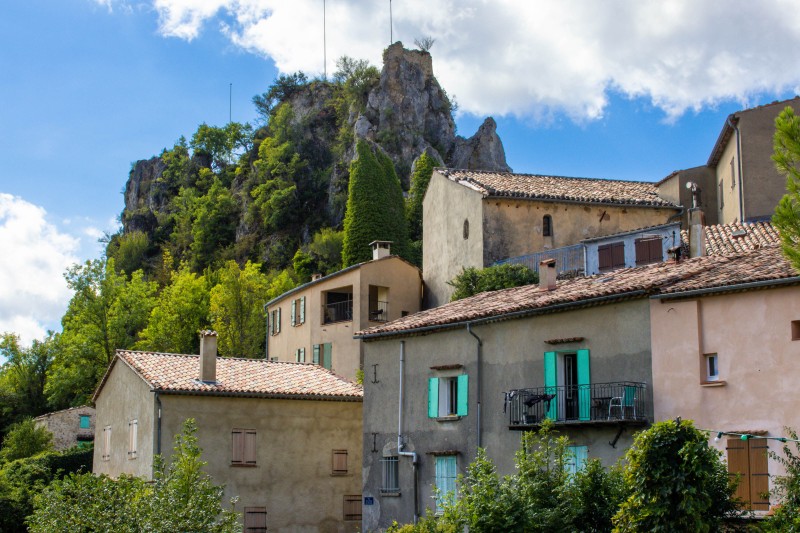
xmin=506 ymin=381 xmax=650 ymax=429
xmin=323 ymin=300 xmax=353 ymax=324
xmin=369 ymin=300 xmax=389 ymax=322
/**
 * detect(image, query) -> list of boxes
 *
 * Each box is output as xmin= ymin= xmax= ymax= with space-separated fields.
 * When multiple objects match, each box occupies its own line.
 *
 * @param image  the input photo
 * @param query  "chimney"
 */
xmin=539 ymin=259 xmax=557 ymax=291
xmin=370 ymin=240 xmax=392 ymax=260
xmin=688 ymin=207 xmax=706 ymax=258
xmin=311 ymin=273 xmax=323 ymax=281
xmin=199 ymin=330 xmax=218 ymax=383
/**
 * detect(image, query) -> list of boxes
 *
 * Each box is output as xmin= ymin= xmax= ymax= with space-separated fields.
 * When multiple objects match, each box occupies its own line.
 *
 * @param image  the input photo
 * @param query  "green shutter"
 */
xmin=300 ymin=296 xmax=305 ymax=324
xmin=456 ymin=374 xmax=469 ymax=416
xmin=291 ymin=300 xmax=296 ymax=326
xmin=428 ymin=377 xmax=439 ymax=418
xmin=268 ymin=311 xmax=273 ymax=336
xmin=276 ymin=308 xmax=281 ymax=333
xmin=544 ymin=351 xmax=557 ymax=420
xmin=312 ymin=344 xmax=320 ymax=364
xmin=300 ymin=347 xmax=305 ymax=362
xmin=323 ymin=343 xmax=332 ymax=370
xmin=577 ymin=349 xmax=591 ymax=421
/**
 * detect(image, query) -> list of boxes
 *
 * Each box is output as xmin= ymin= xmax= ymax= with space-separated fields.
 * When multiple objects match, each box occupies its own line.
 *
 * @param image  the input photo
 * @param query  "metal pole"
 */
xmin=229 ymin=83 xmax=232 ymax=123
xmin=389 ymin=0 xmax=393 ymax=43
xmin=323 ymin=0 xmax=327 ymax=79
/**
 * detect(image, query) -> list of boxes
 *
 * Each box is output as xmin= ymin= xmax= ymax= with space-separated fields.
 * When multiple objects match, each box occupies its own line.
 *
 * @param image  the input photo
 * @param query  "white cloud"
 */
xmin=145 ymin=0 xmax=800 ymax=120
xmin=0 ymin=194 xmax=79 ymax=345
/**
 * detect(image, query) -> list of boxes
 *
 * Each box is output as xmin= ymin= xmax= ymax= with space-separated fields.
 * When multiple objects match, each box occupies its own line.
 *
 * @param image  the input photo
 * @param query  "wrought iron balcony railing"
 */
xmin=506 ymin=381 xmax=650 ymax=428
xmin=323 ymin=300 xmax=353 ymax=324
xmin=369 ymin=300 xmax=389 ymax=322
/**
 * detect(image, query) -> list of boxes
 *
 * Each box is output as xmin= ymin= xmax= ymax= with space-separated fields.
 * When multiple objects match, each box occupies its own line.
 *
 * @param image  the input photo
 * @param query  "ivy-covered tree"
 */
xmin=406 ymin=150 xmax=438 ymax=266
xmin=772 ymin=106 xmax=800 ymax=271
xmin=448 ymin=264 xmax=539 ymax=301
xmin=342 ymin=140 xmax=409 ymax=266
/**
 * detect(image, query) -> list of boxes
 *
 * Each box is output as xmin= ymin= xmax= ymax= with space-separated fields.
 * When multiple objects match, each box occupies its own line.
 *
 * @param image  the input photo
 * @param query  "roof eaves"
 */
xmin=651 ymin=275 xmax=800 ymax=301
xmin=707 ymin=114 xmax=737 ymax=167
xmin=153 ymin=388 xmax=363 ymax=402
xmin=483 ymin=194 xmax=679 ymax=210
xmin=581 ymin=222 xmax=681 ymax=243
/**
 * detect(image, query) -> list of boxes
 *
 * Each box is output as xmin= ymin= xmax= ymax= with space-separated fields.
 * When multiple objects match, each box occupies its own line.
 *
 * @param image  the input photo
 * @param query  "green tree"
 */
xmin=210 ymin=261 xmax=270 ymax=357
xmin=763 ymin=428 xmax=800 ymax=531
xmin=190 ymin=122 xmax=253 ymax=171
xmin=265 ymin=269 xmax=299 ymax=301
xmin=0 ymin=333 xmax=57 ymax=420
xmin=342 ymin=140 xmax=409 ymax=266
xmin=253 ymin=72 xmax=309 ymax=121
xmin=613 ymin=419 xmax=740 ymax=532
xmin=772 ymin=106 xmax=800 ymax=271
xmin=0 ymin=419 xmax=52 ymax=463
xmin=191 ymin=178 xmax=239 ymax=271
xmin=137 ymin=263 xmax=211 ymax=354
xmin=406 ymin=150 xmax=437 ymax=243
xmin=448 ymin=264 xmax=539 ymax=301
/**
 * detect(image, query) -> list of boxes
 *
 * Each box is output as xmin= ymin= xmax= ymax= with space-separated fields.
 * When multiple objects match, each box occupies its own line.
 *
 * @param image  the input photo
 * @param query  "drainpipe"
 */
xmin=727 ymin=117 xmax=745 ymax=222
xmin=263 ymin=303 xmax=269 ymax=360
xmin=397 ymin=340 xmax=419 ymax=522
xmin=466 ymin=323 xmax=483 ymax=449
xmin=154 ymin=392 xmax=162 ymax=455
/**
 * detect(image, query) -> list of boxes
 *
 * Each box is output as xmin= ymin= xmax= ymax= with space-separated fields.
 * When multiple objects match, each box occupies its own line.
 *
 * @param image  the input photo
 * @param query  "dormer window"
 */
xmin=543 ymin=215 xmax=553 ymax=237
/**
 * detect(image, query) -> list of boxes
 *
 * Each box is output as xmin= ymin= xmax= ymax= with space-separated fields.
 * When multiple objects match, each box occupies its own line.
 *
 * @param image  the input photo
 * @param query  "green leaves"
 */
xmin=772 ymin=106 xmax=800 ymax=272
xmin=447 ymin=264 xmax=539 ymax=301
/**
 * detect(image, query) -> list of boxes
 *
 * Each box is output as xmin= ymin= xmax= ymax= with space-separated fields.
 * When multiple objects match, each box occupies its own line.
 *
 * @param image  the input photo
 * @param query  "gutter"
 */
xmin=652 ymin=277 xmax=800 ymax=301
xmin=263 ymin=303 xmax=269 ymax=360
xmin=356 ymin=290 xmax=650 ymax=340
xmin=485 ymin=195 xmax=680 ymax=211
xmin=466 ymin=324 xmax=483 ymax=449
xmin=727 ymin=117 xmax=745 ymax=222
xmin=154 ymin=391 xmax=162 ymax=456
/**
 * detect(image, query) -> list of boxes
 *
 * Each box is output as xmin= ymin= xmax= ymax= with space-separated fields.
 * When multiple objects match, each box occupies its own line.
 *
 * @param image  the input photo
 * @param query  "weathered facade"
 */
xmin=93 ymin=335 xmax=364 ymax=533
xmin=649 ymin=245 xmax=800 ymax=512
xmin=264 ymin=251 xmax=422 ymax=381
xmin=34 ymin=405 xmax=95 ymax=451
xmin=423 ymin=169 xmax=681 ymax=307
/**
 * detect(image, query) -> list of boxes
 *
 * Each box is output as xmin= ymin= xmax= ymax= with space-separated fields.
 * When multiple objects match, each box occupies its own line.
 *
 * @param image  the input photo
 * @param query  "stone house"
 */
xmin=422 ymin=169 xmax=682 ymax=307
xmin=34 ymin=405 xmax=95 ymax=450
xmin=650 ymin=245 xmax=800 ymax=513
xmin=93 ymin=332 xmax=363 ymax=533
xmin=264 ymin=242 xmax=422 ymax=381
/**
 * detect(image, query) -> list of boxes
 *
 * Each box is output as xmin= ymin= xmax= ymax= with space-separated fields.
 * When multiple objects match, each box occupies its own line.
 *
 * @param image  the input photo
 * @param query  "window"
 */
xmin=295 ymin=347 xmax=306 ymax=362
xmin=726 ymin=437 xmax=769 ymax=511
xmin=269 ymin=308 xmax=281 ymax=336
xmin=232 ymin=429 xmax=257 ymax=465
xmin=244 ymin=507 xmax=267 ymax=533
xmin=79 ymin=415 xmax=91 ymax=429
xmin=434 ymin=455 xmax=457 ymax=514
xmin=102 ymin=426 xmax=111 ymax=461
xmin=544 ymin=350 xmax=591 ymax=421
xmin=428 ymin=375 xmax=468 ymax=418
xmin=463 ymin=219 xmax=469 ymax=239
xmin=565 ymin=445 xmax=588 ymax=475
xmin=635 ymin=237 xmax=663 ymax=266
xmin=542 ymin=214 xmax=552 ymax=237
xmin=128 ymin=419 xmax=138 ymax=459
xmin=291 ymin=297 xmax=306 ymax=327
xmin=792 ymin=320 xmax=800 ymax=341
xmin=598 ymin=242 xmax=625 ymax=271
xmin=313 ymin=343 xmax=333 ymax=370
xmin=719 ymin=180 xmax=724 ymax=210
xmin=343 ymin=495 xmax=362 ymax=521
xmin=705 ymin=353 xmax=719 ymax=382
xmin=381 ymin=456 xmax=400 ymax=494
xmin=332 ymin=449 xmax=348 ymax=475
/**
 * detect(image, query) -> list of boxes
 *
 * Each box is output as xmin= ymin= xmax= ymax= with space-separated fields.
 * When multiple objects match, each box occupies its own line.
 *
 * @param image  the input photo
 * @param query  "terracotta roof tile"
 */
xmin=357 ymin=245 xmax=797 ymax=338
xmin=680 ymin=221 xmax=781 ymax=256
xmin=112 ymin=351 xmax=363 ymax=401
xmin=439 ymin=169 xmax=678 ymax=208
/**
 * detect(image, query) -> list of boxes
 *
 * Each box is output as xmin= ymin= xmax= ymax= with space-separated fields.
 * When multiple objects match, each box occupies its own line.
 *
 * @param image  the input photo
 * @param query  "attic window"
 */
xmin=463 ymin=219 xmax=469 ymax=240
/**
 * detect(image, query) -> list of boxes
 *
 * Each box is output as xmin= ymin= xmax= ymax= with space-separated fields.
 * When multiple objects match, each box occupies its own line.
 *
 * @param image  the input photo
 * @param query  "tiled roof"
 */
xmin=680 ymin=221 xmax=781 ymax=256
xmin=97 ymin=351 xmax=362 ymax=401
xmin=438 ymin=169 xmax=678 ymax=208
xmin=356 ymin=245 xmax=797 ymax=339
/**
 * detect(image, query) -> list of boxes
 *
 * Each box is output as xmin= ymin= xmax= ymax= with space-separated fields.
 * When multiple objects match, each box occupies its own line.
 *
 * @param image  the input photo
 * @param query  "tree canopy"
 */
xmin=772 ymin=106 xmax=800 ymax=271
xmin=448 ymin=264 xmax=539 ymax=301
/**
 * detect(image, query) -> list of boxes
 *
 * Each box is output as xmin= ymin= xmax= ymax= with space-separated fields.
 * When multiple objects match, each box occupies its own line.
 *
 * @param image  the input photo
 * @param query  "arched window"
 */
xmin=463 ymin=219 xmax=469 ymax=240
xmin=542 ymin=215 xmax=553 ymax=237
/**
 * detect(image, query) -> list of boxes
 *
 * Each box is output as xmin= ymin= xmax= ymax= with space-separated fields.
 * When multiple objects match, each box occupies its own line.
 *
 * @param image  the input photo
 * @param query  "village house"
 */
xmin=264 ymin=242 xmax=422 ymax=381
xmin=34 ymin=405 xmax=95 ymax=451
xmin=422 ymin=168 xmax=682 ymax=307
xmin=650 ymin=245 xmax=800 ymax=512
xmin=93 ymin=331 xmax=363 ymax=533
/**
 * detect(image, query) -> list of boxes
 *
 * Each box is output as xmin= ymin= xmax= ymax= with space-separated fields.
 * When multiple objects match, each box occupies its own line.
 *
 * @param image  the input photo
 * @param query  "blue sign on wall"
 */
xmin=364 ymin=497 xmax=374 ymax=505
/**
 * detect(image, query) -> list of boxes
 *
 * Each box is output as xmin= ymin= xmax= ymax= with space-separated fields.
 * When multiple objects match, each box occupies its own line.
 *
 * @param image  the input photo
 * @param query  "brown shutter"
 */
xmin=612 ymin=242 xmax=625 ymax=268
xmin=635 ymin=239 xmax=648 ymax=265
xmin=232 ymin=429 xmax=244 ymax=464
xmin=727 ymin=437 xmax=751 ymax=507
xmin=244 ymin=507 xmax=267 ymax=533
xmin=333 ymin=450 xmax=348 ymax=474
xmin=598 ymin=244 xmax=612 ymax=271
xmin=343 ymin=495 xmax=362 ymax=521
xmin=749 ymin=441 xmax=770 ymax=511
xmin=244 ymin=430 xmax=257 ymax=464
xmin=648 ymin=238 xmax=663 ymax=263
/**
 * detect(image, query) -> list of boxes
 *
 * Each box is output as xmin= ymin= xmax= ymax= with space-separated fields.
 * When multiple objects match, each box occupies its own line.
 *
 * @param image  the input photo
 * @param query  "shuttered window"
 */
xmin=291 ymin=299 xmax=297 ymax=326
xmin=726 ymin=437 xmax=769 ymax=511
xmin=565 ymin=445 xmax=588 ymax=475
xmin=102 ymin=426 xmax=111 ymax=461
xmin=244 ymin=507 xmax=267 ymax=533
xmin=434 ymin=455 xmax=457 ymax=514
xmin=128 ymin=419 xmax=138 ymax=459
xmin=270 ymin=309 xmax=282 ymax=335
xmin=343 ymin=495 xmax=362 ymax=521
xmin=428 ymin=375 xmax=468 ymax=418
xmin=635 ymin=237 xmax=663 ymax=265
xmin=598 ymin=242 xmax=625 ymax=271
xmin=332 ymin=449 xmax=348 ymax=475
xmin=79 ymin=415 xmax=91 ymax=429
xmin=232 ymin=429 xmax=257 ymax=465
xmin=295 ymin=347 xmax=306 ymax=362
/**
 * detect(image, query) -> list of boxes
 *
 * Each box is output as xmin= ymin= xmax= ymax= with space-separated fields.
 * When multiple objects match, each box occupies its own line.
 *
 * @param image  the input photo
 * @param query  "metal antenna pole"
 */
xmin=323 ymin=0 xmax=327 ymax=79
xmin=229 ymin=83 xmax=232 ymax=123
xmin=390 ymin=0 xmax=393 ymax=43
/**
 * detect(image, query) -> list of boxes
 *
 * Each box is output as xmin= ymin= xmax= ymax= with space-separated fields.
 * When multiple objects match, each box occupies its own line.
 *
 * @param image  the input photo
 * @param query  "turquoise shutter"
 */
xmin=544 ymin=351 xmax=557 ymax=420
xmin=456 ymin=374 xmax=469 ymax=416
xmin=291 ymin=300 xmax=296 ymax=326
xmin=276 ymin=308 xmax=281 ymax=333
xmin=577 ymin=349 xmax=591 ymax=421
xmin=300 ymin=296 xmax=305 ymax=324
xmin=268 ymin=311 xmax=274 ymax=336
xmin=300 ymin=347 xmax=305 ymax=362
xmin=323 ymin=343 xmax=332 ymax=369
xmin=428 ymin=378 xmax=439 ymax=418
xmin=312 ymin=344 xmax=320 ymax=365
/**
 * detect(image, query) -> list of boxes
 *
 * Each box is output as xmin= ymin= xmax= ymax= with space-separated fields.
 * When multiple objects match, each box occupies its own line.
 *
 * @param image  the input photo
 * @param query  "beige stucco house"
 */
xmin=264 ymin=244 xmax=422 ymax=381
xmin=423 ymin=169 xmax=682 ymax=307
xmin=34 ymin=405 xmax=95 ymax=451
xmin=93 ymin=332 xmax=364 ymax=533
xmin=650 ymin=245 xmax=800 ymax=512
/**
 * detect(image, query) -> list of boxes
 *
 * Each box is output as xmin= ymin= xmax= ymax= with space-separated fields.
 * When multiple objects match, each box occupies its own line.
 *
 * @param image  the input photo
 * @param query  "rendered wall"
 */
xmin=584 ymin=224 xmax=681 ymax=275
xmin=362 ymin=300 xmax=653 ymax=531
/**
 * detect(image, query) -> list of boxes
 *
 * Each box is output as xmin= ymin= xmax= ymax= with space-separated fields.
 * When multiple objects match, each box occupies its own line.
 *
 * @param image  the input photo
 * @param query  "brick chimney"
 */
xmin=370 ymin=240 xmax=392 ymax=260
xmin=539 ymin=259 xmax=557 ymax=291
xmin=199 ymin=330 xmax=218 ymax=383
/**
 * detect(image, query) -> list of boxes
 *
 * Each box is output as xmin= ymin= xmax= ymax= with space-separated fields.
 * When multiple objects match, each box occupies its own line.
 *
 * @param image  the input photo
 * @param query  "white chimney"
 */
xmin=311 ymin=273 xmax=323 ymax=281
xmin=370 ymin=240 xmax=392 ymax=260
xmin=688 ymin=207 xmax=706 ymax=258
xmin=199 ymin=330 xmax=218 ymax=383
xmin=539 ymin=259 xmax=557 ymax=291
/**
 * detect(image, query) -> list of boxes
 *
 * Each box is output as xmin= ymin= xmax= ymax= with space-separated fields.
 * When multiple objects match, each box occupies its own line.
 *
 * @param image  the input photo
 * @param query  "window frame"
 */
xmin=704 ymin=353 xmax=719 ymax=382
xmin=231 ymin=428 xmax=257 ymax=466
xmin=381 ymin=456 xmax=400 ymax=495
xmin=428 ymin=375 xmax=468 ymax=418
xmin=598 ymin=241 xmax=625 ymax=272
xmin=542 ymin=214 xmax=553 ymax=237
xmin=332 ymin=449 xmax=348 ymax=475
xmin=434 ymin=455 xmax=457 ymax=514
xmin=634 ymin=236 xmax=663 ymax=266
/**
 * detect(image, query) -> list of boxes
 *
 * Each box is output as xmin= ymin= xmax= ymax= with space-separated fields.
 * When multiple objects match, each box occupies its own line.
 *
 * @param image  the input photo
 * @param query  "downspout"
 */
xmin=727 ymin=117 xmax=745 ymax=222
xmin=263 ymin=303 xmax=269 ymax=360
xmin=466 ymin=323 xmax=483 ymax=449
xmin=154 ymin=391 xmax=162 ymax=455
xmin=397 ymin=340 xmax=419 ymax=522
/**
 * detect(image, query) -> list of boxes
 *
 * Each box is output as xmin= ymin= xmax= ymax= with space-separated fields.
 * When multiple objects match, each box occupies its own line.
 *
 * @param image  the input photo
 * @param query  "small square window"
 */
xmin=705 ymin=354 xmax=719 ymax=382
xmin=792 ymin=320 xmax=800 ymax=341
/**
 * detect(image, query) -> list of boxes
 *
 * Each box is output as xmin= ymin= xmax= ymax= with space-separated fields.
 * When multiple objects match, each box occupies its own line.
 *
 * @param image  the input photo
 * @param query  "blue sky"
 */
xmin=2 ymin=0 xmax=799 ymax=343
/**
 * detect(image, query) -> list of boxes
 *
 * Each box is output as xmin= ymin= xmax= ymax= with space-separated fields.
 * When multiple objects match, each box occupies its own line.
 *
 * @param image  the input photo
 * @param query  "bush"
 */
xmin=448 ymin=264 xmax=539 ymax=301
xmin=763 ymin=428 xmax=800 ymax=531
